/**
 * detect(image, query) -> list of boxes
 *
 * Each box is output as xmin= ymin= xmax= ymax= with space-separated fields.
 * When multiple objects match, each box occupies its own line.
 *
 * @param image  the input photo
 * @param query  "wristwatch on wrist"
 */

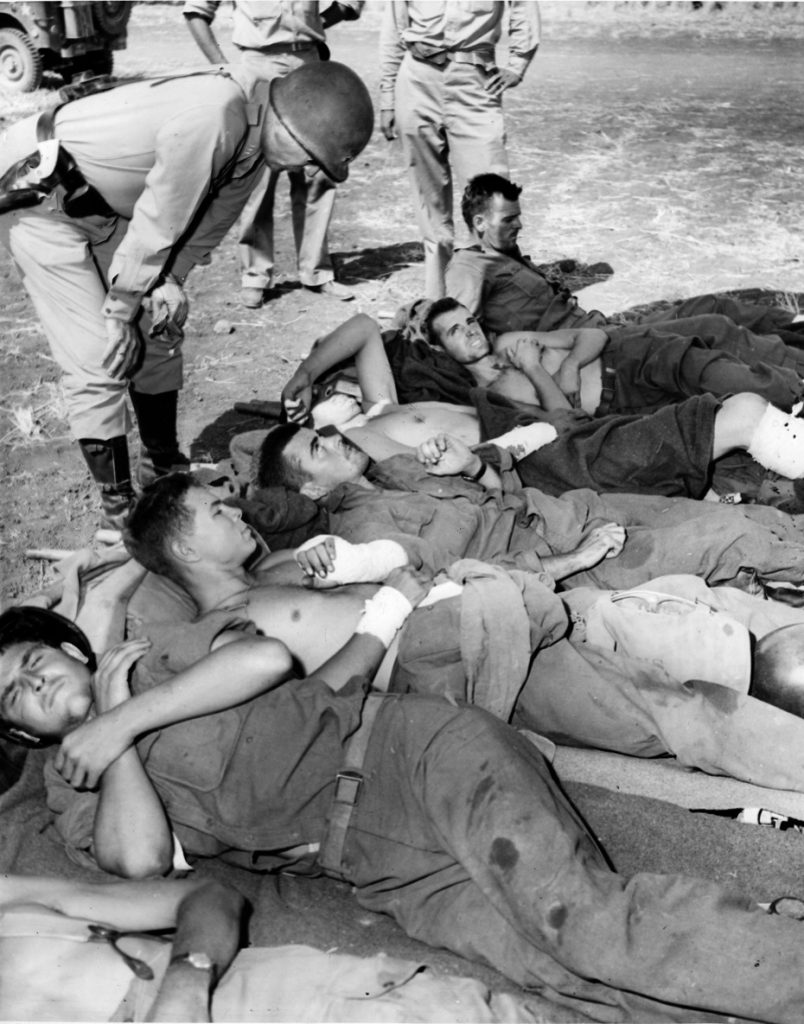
xmin=169 ymin=950 xmax=217 ymax=983
xmin=464 ymin=459 xmax=486 ymax=482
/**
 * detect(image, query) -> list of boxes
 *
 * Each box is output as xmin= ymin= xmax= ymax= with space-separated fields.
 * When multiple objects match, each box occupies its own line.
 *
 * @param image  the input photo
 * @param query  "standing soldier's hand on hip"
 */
xmin=484 ymin=68 xmax=520 ymax=98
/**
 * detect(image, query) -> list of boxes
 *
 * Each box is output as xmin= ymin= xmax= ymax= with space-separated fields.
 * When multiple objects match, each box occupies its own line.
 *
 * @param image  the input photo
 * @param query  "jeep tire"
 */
xmin=0 ymin=26 xmax=42 ymax=92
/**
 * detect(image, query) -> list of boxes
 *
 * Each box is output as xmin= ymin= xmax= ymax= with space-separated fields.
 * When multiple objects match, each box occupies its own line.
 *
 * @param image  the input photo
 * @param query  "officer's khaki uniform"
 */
xmin=184 ymin=0 xmax=362 ymax=292
xmin=380 ymin=1 xmax=540 ymax=299
xmin=0 ymin=68 xmax=267 ymax=439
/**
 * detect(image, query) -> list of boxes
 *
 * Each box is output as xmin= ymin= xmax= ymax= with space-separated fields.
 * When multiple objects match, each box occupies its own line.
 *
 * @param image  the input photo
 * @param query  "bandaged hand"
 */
xmin=295 ymin=535 xmax=408 ymax=586
xmin=487 ymin=423 xmax=558 ymax=460
xmin=355 ymin=567 xmax=431 ymax=647
xmin=143 ymin=274 xmax=188 ymax=342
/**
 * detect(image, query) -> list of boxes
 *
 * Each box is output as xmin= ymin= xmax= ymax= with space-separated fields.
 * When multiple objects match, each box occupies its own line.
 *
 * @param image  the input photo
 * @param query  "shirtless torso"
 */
xmin=363 ymin=401 xmax=480 ymax=448
xmin=488 ymin=334 xmax=604 ymax=414
xmin=209 ymin=566 xmax=399 ymax=689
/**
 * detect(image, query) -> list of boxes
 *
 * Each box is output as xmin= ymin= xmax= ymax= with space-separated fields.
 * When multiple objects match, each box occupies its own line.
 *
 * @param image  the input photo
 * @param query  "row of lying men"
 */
xmin=5 ymin=17 xmax=804 ymax=1021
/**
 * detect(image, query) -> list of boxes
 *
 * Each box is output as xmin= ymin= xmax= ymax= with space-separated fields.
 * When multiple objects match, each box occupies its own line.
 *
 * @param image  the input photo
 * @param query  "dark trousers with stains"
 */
xmin=601 ymin=315 xmax=804 ymax=416
xmin=340 ymin=694 xmax=804 ymax=1023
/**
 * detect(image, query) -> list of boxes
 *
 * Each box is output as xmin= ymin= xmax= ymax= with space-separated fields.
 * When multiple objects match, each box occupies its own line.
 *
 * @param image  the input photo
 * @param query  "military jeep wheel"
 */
xmin=0 ymin=27 xmax=42 ymax=92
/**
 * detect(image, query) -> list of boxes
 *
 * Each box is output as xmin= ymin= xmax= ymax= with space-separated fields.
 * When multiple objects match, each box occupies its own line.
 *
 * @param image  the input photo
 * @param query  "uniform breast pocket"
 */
xmin=149 ymin=709 xmax=245 ymax=793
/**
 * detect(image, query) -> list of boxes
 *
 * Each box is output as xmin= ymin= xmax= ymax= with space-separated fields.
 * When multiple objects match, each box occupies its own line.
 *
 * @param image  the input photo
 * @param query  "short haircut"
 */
xmin=124 ymin=472 xmax=198 ymax=584
xmin=461 ymin=173 xmax=522 ymax=231
xmin=424 ymin=297 xmax=463 ymax=347
xmin=256 ymin=423 xmax=309 ymax=492
xmin=0 ymin=606 xmax=95 ymax=745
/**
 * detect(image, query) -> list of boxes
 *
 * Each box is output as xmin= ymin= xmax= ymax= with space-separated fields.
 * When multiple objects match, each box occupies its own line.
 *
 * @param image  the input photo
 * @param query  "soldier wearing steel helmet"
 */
xmin=0 ymin=61 xmax=373 ymax=526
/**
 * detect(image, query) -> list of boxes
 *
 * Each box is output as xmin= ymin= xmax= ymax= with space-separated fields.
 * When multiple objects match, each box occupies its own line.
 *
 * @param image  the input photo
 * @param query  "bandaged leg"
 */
xmin=487 ymin=422 xmax=558 ymax=460
xmin=747 ymin=402 xmax=804 ymax=478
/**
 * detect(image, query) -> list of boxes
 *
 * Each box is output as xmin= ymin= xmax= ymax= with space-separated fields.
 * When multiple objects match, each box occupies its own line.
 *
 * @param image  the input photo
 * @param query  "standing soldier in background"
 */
xmin=0 ymin=62 xmax=373 ymax=525
xmin=184 ymin=0 xmax=364 ymax=308
xmin=380 ymin=1 xmax=540 ymax=300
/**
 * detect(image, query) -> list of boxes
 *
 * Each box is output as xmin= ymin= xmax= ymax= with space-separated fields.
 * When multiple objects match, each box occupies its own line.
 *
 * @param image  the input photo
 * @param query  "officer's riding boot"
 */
xmin=78 ymin=436 xmax=136 ymax=529
xmin=129 ymin=388 xmax=190 ymax=488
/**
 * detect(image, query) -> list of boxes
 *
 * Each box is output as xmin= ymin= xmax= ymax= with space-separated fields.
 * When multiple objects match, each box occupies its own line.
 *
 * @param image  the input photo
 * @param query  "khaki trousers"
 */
xmin=395 ymin=52 xmax=509 ymax=299
xmin=0 ymin=126 xmax=180 ymax=440
xmin=237 ymin=47 xmax=336 ymax=289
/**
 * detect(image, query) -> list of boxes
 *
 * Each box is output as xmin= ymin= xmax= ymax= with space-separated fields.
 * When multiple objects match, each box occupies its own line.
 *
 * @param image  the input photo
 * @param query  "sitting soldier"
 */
xmin=445 ymin=172 xmax=804 ymax=345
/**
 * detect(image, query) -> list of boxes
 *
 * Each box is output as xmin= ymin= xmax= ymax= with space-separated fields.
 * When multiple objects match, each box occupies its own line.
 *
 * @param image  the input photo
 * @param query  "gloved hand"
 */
xmin=143 ymin=274 xmax=188 ymax=343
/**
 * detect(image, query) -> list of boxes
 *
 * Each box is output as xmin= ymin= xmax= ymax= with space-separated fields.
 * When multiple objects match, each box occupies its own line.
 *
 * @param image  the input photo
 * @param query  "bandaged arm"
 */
xmin=295 ymin=535 xmax=408 ymax=585
xmin=311 ymin=569 xmax=424 ymax=691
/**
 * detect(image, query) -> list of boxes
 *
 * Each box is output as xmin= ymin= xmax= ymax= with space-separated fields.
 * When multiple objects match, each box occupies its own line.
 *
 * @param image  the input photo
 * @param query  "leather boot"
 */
xmin=78 ymin=436 xmax=136 ymax=528
xmin=129 ymin=388 xmax=189 ymax=486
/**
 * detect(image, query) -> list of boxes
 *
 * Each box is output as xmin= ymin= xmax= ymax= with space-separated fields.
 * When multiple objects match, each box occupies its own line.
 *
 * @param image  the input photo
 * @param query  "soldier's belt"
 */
xmin=0 ymin=109 xmax=115 ymax=219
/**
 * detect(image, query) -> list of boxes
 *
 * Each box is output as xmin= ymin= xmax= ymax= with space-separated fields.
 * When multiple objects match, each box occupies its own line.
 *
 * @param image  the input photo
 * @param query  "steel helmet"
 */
xmin=267 ymin=61 xmax=373 ymax=183
xmin=751 ymin=623 xmax=804 ymax=718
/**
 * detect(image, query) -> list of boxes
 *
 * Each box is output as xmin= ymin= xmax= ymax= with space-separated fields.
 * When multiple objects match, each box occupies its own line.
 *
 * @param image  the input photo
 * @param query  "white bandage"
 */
xmin=355 ymin=586 xmax=414 ymax=647
xmin=295 ymin=535 xmax=408 ymax=584
xmin=488 ymin=423 xmax=558 ymax=459
xmin=747 ymin=403 xmax=804 ymax=479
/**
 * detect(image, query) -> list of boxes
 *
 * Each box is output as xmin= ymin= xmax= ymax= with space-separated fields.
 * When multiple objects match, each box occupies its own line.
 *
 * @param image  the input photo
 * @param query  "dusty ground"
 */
xmin=2 ymin=0 xmax=804 ymax=603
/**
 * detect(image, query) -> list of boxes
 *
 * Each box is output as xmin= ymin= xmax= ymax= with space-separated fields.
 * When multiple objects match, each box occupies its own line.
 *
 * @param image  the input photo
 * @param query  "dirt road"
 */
xmin=2 ymin=1 xmax=803 ymax=602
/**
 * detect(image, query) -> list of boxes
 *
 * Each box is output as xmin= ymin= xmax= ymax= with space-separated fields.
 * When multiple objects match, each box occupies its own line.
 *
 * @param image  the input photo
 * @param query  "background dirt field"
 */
xmin=1 ymin=0 xmax=803 ymax=603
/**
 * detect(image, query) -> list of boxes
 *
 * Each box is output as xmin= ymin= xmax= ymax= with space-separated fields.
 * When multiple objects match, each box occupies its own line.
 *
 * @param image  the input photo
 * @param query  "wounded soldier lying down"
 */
xmin=7 ymin=563 xmax=804 ymax=1022
xmin=26 ymin=473 xmax=804 ymax=801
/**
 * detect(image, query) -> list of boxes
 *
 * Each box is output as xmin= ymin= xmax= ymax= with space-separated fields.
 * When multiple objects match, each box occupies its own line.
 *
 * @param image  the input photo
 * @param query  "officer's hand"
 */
xmin=282 ymin=369 xmax=314 ymax=423
xmin=380 ymin=108 xmax=397 ymax=141
xmin=144 ymin=274 xmax=188 ymax=342
xmin=484 ymin=67 xmax=521 ymax=98
xmin=103 ymin=318 xmax=142 ymax=379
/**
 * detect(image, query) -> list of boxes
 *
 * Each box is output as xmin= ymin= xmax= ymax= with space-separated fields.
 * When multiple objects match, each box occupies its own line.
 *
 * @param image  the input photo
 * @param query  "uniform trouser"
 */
xmin=395 ymin=53 xmax=509 ymax=299
xmin=554 ymin=491 xmax=804 ymax=589
xmin=644 ymin=293 xmax=803 ymax=347
xmin=515 ymin=634 xmax=804 ymax=794
xmin=602 ymin=316 xmax=804 ymax=416
xmin=237 ymin=47 xmax=335 ymax=289
xmin=345 ymin=696 xmax=804 ymax=1023
xmin=515 ymin=394 xmax=717 ymax=498
xmin=0 ymin=201 xmax=181 ymax=440
xmin=395 ymin=572 xmax=804 ymax=794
